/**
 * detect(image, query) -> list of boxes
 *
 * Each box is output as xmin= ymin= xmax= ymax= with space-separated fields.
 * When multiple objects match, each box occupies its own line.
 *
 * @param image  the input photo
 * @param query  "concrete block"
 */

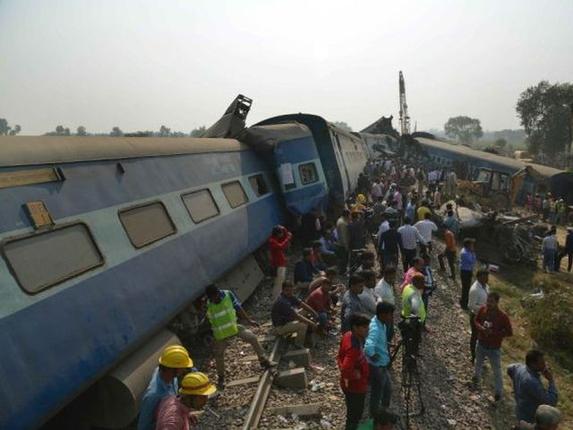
xmin=275 ymin=367 xmax=307 ymax=389
xmin=268 ymin=403 xmax=322 ymax=417
xmin=282 ymin=348 xmax=311 ymax=367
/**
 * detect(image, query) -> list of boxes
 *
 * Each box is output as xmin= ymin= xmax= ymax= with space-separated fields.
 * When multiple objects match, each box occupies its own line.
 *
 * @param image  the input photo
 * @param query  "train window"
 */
xmin=222 ymin=181 xmax=248 ymax=208
xmin=248 ymin=174 xmax=269 ymax=197
xmin=299 ymin=162 xmax=319 ymax=185
xmin=181 ymin=189 xmax=219 ymax=223
xmin=3 ymin=223 xmax=104 ymax=294
xmin=119 ymin=201 xmax=176 ymax=248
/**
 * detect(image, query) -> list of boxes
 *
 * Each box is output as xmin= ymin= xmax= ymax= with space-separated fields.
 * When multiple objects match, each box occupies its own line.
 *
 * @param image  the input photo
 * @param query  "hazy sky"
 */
xmin=1 ymin=0 xmax=572 ymax=135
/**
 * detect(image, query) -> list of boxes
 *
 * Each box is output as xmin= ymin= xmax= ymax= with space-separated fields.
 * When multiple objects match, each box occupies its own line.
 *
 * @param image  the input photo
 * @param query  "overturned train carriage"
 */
xmin=0 ymin=114 xmax=370 ymax=429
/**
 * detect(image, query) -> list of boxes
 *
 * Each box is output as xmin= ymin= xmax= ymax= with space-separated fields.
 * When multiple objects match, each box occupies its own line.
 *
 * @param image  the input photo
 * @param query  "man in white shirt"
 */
xmin=376 ymin=214 xmax=390 ymax=246
xmin=375 ymin=266 xmax=396 ymax=305
xmin=468 ymin=269 xmax=490 ymax=363
xmin=541 ymin=227 xmax=558 ymax=273
xmin=397 ymin=217 xmax=425 ymax=271
xmin=357 ymin=270 xmax=378 ymax=318
xmin=414 ymin=213 xmax=438 ymax=253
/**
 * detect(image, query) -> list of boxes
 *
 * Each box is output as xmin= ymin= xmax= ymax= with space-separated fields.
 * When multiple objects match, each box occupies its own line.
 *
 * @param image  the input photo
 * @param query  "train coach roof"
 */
xmin=240 ymin=122 xmax=312 ymax=151
xmin=0 ymin=136 xmax=248 ymax=167
xmin=415 ymin=137 xmax=563 ymax=178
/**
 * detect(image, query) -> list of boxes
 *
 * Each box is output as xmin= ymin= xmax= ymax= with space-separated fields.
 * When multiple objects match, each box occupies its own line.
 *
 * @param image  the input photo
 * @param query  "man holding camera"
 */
xmin=472 ymin=292 xmax=512 ymax=402
xmin=365 ymin=302 xmax=395 ymax=418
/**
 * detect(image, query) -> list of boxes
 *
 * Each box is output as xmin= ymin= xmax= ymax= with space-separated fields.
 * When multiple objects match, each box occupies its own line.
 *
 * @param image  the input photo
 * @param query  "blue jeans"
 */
xmin=369 ymin=365 xmax=391 ymax=417
xmin=473 ymin=342 xmax=503 ymax=397
xmin=317 ymin=311 xmax=329 ymax=328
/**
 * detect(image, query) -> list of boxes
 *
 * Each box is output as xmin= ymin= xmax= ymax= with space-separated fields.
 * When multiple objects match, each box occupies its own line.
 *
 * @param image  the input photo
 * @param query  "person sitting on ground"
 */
xmin=154 ymin=372 xmax=216 ymax=430
xmin=341 ymin=275 xmax=368 ymax=333
xmin=294 ymin=248 xmax=319 ymax=294
xmin=375 ymin=266 xmax=396 ymax=306
xmin=414 ymin=212 xmax=437 ymax=254
xmin=305 ymin=277 xmax=334 ymax=334
xmin=358 ymin=270 xmax=379 ymax=318
xmin=400 ymin=257 xmax=424 ymax=293
xmin=271 ymin=281 xmax=318 ymax=348
xmin=311 ymin=241 xmax=328 ymax=271
xmin=508 ymin=350 xmax=559 ymax=423
xmin=438 ymin=227 xmax=457 ymax=280
xmin=205 ymin=285 xmax=273 ymax=389
xmin=401 ymin=274 xmax=427 ymax=325
xmin=472 ymin=292 xmax=513 ymax=402
xmin=318 ymin=224 xmax=339 ymax=266
xmin=337 ymin=313 xmax=371 ymax=430
xmin=468 ymin=269 xmax=490 ymax=363
xmin=365 ymin=302 xmax=395 ymax=418
xmin=138 ymin=345 xmax=194 ymax=430
xmin=514 ymin=404 xmax=562 ymax=430
xmin=268 ymin=225 xmax=293 ymax=300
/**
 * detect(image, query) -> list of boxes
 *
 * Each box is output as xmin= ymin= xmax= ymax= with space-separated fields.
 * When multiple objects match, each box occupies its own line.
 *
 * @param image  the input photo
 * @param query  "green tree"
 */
xmin=494 ymin=138 xmax=507 ymax=149
xmin=8 ymin=124 xmax=21 ymax=136
xmin=332 ymin=121 xmax=352 ymax=132
xmin=159 ymin=125 xmax=171 ymax=137
xmin=190 ymin=126 xmax=206 ymax=137
xmin=0 ymin=118 xmax=8 ymax=135
xmin=444 ymin=116 xmax=483 ymax=144
xmin=77 ymin=126 xmax=87 ymax=136
xmin=516 ymin=81 xmax=573 ymax=155
xmin=110 ymin=126 xmax=123 ymax=137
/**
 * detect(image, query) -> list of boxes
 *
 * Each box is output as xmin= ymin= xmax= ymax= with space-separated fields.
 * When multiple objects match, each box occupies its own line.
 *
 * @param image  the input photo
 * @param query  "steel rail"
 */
xmin=242 ymin=337 xmax=283 ymax=430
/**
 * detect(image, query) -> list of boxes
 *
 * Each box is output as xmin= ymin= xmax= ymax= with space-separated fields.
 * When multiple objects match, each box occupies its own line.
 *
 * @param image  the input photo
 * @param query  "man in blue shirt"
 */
xmin=507 ymin=349 xmax=558 ymax=423
xmin=364 ymin=302 xmax=395 ymax=417
xmin=137 ymin=345 xmax=194 ymax=430
xmin=459 ymin=237 xmax=477 ymax=310
xmin=294 ymin=248 xmax=319 ymax=293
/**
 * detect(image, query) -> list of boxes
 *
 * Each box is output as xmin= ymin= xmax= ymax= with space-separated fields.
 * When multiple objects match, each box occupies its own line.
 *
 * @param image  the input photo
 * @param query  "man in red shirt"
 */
xmin=268 ymin=225 xmax=292 ymax=300
xmin=306 ymin=278 xmax=333 ymax=334
xmin=472 ymin=292 xmax=513 ymax=401
xmin=438 ymin=228 xmax=457 ymax=280
xmin=337 ymin=313 xmax=371 ymax=430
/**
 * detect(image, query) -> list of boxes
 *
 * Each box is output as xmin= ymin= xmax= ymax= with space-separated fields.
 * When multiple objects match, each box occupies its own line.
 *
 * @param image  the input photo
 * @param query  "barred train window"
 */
xmin=299 ymin=162 xmax=319 ymax=185
xmin=248 ymin=174 xmax=269 ymax=197
xmin=3 ymin=223 xmax=104 ymax=294
xmin=182 ymin=189 xmax=219 ymax=223
xmin=222 ymin=181 xmax=248 ymax=208
xmin=119 ymin=201 xmax=176 ymax=248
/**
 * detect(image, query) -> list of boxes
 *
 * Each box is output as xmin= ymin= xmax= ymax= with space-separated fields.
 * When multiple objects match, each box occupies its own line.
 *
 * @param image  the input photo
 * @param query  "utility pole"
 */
xmin=399 ymin=71 xmax=410 ymax=136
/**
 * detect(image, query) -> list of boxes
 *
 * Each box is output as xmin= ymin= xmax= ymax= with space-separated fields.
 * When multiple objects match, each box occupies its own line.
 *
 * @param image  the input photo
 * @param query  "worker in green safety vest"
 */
xmin=205 ymin=284 xmax=274 ymax=389
xmin=401 ymin=273 xmax=427 ymax=323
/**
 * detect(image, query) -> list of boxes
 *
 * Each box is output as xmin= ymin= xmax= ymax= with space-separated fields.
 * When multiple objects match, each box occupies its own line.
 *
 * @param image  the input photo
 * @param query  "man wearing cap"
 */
xmin=155 ymin=372 xmax=216 ymax=430
xmin=515 ymin=405 xmax=562 ymax=430
xmin=205 ymin=285 xmax=273 ymax=389
xmin=138 ymin=345 xmax=194 ymax=430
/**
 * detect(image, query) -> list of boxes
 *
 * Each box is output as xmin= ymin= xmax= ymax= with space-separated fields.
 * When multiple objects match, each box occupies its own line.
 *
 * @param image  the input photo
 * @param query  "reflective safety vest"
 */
xmin=207 ymin=291 xmax=239 ymax=341
xmin=401 ymin=284 xmax=426 ymax=322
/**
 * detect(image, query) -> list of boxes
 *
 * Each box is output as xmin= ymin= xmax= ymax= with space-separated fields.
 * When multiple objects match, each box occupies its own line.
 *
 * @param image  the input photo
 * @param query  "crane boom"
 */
xmin=399 ymin=71 xmax=410 ymax=136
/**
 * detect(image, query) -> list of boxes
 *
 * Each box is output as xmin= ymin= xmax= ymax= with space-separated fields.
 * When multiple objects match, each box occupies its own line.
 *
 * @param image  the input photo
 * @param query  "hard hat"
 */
xmin=158 ymin=345 xmax=194 ymax=369
xmin=179 ymin=372 xmax=217 ymax=396
xmin=356 ymin=194 xmax=366 ymax=204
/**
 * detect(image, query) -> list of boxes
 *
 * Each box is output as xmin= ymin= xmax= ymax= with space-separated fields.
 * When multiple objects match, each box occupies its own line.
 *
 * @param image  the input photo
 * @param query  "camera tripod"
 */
xmin=391 ymin=322 xmax=425 ymax=429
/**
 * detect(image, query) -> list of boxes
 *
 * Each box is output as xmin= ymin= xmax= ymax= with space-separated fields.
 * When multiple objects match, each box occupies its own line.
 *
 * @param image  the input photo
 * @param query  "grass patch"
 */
xmin=488 ymin=270 xmax=573 ymax=427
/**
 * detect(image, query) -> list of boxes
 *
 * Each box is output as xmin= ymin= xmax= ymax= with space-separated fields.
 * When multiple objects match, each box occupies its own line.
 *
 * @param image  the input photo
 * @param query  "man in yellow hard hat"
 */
xmin=155 ymin=372 xmax=216 ymax=430
xmin=138 ymin=345 xmax=194 ymax=430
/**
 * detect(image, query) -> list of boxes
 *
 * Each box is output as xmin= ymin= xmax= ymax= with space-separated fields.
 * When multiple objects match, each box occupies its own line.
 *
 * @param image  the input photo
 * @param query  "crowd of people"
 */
xmin=134 ymin=157 xmax=565 ymax=429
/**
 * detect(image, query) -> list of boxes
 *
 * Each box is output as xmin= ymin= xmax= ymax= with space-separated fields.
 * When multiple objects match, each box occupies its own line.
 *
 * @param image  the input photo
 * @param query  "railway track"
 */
xmin=242 ymin=337 xmax=285 ymax=429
